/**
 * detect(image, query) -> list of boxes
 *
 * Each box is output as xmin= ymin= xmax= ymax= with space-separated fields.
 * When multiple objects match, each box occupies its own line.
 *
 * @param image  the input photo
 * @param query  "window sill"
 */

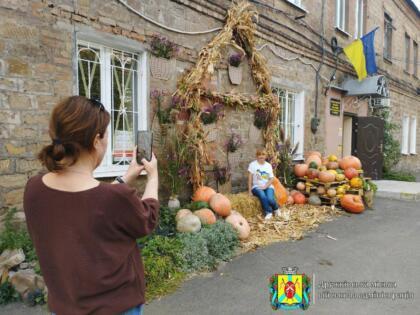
xmin=284 ymin=0 xmax=308 ymax=14
xmin=383 ymin=57 xmax=393 ymax=64
xmin=335 ymin=27 xmax=351 ymax=37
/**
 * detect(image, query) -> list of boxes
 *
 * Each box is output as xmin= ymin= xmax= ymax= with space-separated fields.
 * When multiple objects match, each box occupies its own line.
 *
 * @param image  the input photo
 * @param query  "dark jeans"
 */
xmin=252 ymin=187 xmax=279 ymax=215
xmin=52 ymin=304 xmax=143 ymax=315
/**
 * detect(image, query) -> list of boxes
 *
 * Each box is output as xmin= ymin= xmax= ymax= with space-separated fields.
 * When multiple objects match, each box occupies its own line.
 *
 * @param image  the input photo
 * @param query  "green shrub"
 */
xmin=0 ymin=282 xmax=20 ymax=305
xmin=200 ymin=221 xmax=239 ymax=262
xmin=383 ymin=170 xmax=416 ymax=182
xmin=141 ymin=235 xmax=186 ymax=300
xmin=177 ymin=232 xmax=212 ymax=272
xmin=0 ymin=208 xmax=37 ymax=263
xmin=154 ymin=206 xmax=177 ymax=237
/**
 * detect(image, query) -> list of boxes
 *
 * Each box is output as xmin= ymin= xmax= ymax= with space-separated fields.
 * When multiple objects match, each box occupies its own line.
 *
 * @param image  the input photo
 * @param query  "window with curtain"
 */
xmin=384 ymin=13 xmax=393 ymax=60
xmin=77 ymin=41 xmax=147 ymax=177
xmin=272 ymin=87 xmax=304 ymax=159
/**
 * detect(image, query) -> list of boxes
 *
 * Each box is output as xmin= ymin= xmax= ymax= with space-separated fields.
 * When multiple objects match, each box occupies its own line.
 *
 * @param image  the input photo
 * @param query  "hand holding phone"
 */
xmin=136 ymin=130 xmax=153 ymax=164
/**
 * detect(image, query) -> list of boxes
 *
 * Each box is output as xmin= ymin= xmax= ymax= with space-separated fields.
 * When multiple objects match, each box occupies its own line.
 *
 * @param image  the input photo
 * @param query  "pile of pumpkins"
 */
xmin=293 ymin=151 xmax=366 ymax=214
xmin=175 ymin=186 xmax=251 ymax=240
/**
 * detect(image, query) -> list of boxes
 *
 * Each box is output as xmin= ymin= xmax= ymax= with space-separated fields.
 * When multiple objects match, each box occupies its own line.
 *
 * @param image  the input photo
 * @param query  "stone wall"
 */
xmin=0 ymin=0 xmax=419 ymax=211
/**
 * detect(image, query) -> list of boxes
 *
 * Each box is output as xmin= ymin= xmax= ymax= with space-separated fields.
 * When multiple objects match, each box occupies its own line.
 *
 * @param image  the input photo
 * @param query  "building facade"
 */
xmin=0 ymin=0 xmax=419 ymax=211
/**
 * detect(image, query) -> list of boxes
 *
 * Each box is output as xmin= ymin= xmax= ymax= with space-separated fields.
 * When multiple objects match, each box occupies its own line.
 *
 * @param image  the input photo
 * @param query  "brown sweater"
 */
xmin=23 ymin=173 xmax=160 ymax=315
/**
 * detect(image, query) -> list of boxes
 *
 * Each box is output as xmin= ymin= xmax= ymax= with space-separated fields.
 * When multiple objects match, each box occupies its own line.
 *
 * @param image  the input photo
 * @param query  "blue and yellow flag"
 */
xmin=343 ymin=28 xmax=378 ymax=80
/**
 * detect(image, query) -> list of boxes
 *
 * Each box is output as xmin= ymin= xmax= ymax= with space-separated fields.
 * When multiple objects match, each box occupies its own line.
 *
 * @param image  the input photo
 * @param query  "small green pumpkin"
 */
xmin=309 ymin=161 xmax=318 ymax=169
xmin=190 ymin=201 xmax=210 ymax=211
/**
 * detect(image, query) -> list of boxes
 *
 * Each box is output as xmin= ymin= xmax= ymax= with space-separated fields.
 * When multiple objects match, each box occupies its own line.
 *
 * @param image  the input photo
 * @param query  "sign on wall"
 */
xmin=330 ymin=99 xmax=341 ymax=116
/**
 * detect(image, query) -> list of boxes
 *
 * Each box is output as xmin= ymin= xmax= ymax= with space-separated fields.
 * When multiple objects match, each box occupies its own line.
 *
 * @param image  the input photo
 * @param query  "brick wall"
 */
xmin=0 ymin=0 xmax=419 ymax=211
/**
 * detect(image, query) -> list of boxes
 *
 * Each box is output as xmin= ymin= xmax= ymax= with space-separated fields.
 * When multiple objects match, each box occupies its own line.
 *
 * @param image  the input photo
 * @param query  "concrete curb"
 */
xmin=373 ymin=180 xmax=420 ymax=201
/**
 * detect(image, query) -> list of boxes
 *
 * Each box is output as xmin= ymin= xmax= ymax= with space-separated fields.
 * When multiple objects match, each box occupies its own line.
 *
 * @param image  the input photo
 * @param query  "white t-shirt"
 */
xmin=248 ymin=160 xmax=274 ymax=189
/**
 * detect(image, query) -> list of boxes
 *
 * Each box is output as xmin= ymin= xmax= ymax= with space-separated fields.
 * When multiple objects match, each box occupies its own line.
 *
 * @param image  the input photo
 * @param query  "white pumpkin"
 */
xmin=175 ymin=209 xmax=193 ymax=222
xmin=176 ymin=214 xmax=201 ymax=233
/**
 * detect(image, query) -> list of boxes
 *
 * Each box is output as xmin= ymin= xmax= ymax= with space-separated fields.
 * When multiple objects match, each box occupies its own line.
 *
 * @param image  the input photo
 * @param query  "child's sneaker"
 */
xmin=274 ymin=209 xmax=281 ymax=217
xmin=264 ymin=213 xmax=273 ymax=221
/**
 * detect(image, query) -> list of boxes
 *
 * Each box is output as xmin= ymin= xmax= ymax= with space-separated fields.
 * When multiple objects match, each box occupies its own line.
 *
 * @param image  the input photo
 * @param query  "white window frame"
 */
xmin=336 ymin=0 xmax=347 ymax=32
xmin=410 ymin=116 xmax=417 ymax=154
xmin=285 ymin=0 xmax=307 ymax=11
xmin=401 ymin=115 xmax=409 ymax=155
xmin=272 ymin=86 xmax=305 ymax=160
xmin=354 ymin=0 xmax=364 ymax=38
xmin=75 ymin=38 xmax=149 ymax=178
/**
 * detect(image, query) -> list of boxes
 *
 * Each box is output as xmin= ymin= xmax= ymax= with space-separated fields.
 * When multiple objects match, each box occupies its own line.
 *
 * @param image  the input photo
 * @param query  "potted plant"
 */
xmin=149 ymin=34 xmax=177 ymax=80
xmin=213 ymin=163 xmax=231 ymax=194
xmin=228 ymin=52 xmax=244 ymax=85
xmin=253 ymin=108 xmax=271 ymax=129
xmin=225 ymin=132 xmax=243 ymax=153
xmin=200 ymin=102 xmax=224 ymax=125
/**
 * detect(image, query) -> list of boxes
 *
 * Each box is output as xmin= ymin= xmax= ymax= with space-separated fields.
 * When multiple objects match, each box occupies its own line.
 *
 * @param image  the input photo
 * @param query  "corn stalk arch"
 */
xmin=174 ymin=1 xmax=280 ymax=190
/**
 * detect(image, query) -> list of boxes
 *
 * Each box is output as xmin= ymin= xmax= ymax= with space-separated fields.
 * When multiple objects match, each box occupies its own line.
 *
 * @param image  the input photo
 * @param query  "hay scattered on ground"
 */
xmin=226 ymin=192 xmax=342 ymax=253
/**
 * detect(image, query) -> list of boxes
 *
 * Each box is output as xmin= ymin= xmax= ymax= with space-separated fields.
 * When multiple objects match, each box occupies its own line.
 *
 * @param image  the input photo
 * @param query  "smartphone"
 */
xmin=136 ymin=130 xmax=153 ymax=164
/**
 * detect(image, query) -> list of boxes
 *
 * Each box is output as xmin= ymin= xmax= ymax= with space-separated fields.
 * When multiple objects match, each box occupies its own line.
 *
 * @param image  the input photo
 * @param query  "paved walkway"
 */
xmin=373 ymin=180 xmax=420 ymax=201
xmin=1 ymin=197 xmax=419 ymax=314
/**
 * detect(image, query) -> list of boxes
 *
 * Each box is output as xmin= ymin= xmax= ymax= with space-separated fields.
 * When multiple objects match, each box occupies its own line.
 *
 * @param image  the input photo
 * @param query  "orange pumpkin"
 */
xmin=290 ymin=190 xmax=299 ymax=197
xmin=209 ymin=193 xmax=232 ymax=217
xmin=294 ymin=164 xmax=308 ymax=177
xmin=305 ymin=155 xmax=322 ymax=168
xmin=318 ymin=171 xmax=335 ymax=183
xmin=326 ymin=161 xmax=339 ymax=170
xmin=293 ymin=192 xmax=306 ymax=204
xmin=286 ymin=195 xmax=295 ymax=205
xmin=305 ymin=151 xmax=322 ymax=159
xmin=225 ymin=211 xmax=250 ymax=240
xmin=350 ymin=177 xmax=363 ymax=188
xmin=340 ymin=194 xmax=365 ymax=213
xmin=194 ymin=208 xmax=217 ymax=225
xmin=339 ymin=156 xmax=362 ymax=170
xmin=192 ymin=186 xmax=216 ymax=203
xmin=306 ymin=168 xmax=319 ymax=179
xmin=272 ymin=177 xmax=288 ymax=206
xmin=344 ymin=167 xmax=359 ymax=180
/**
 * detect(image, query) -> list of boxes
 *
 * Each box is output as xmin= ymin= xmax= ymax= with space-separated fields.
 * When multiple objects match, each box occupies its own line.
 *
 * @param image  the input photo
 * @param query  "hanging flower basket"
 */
xmin=228 ymin=64 xmax=242 ymax=85
xmin=150 ymin=56 xmax=173 ymax=80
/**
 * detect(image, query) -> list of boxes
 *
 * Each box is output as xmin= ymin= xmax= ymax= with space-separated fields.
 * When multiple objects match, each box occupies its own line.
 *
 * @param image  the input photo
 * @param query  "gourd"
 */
xmin=273 ymin=177 xmax=288 ymax=206
xmin=296 ymin=182 xmax=305 ymax=191
xmin=326 ymin=161 xmax=339 ymax=170
xmin=194 ymin=208 xmax=217 ymax=225
xmin=335 ymin=173 xmax=345 ymax=181
xmin=308 ymin=161 xmax=319 ymax=169
xmin=176 ymin=214 xmax=202 ymax=233
xmin=340 ymin=194 xmax=365 ymax=213
xmin=317 ymin=186 xmax=326 ymax=195
xmin=319 ymin=171 xmax=335 ymax=183
xmin=306 ymin=168 xmax=319 ymax=179
xmin=225 ymin=211 xmax=250 ymax=240
xmin=293 ymin=192 xmax=306 ymax=204
xmin=344 ymin=167 xmax=359 ymax=180
xmin=175 ymin=209 xmax=193 ymax=221
xmin=339 ymin=156 xmax=362 ymax=170
xmin=350 ymin=177 xmax=363 ymax=188
xmin=294 ymin=164 xmax=308 ymax=177
xmin=192 ymin=186 xmax=216 ymax=203
xmin=328 ymin=154 xmax=338 ymax=162
xmin=308 ymin=194 xmax=321 ymax=206
xmin=327 ymin=188 xmax=337 ymax=197
xmin=209 ymin=193 xmax=232 ymax=217
xmin=306 ymin=155 xmax=322 ymax=169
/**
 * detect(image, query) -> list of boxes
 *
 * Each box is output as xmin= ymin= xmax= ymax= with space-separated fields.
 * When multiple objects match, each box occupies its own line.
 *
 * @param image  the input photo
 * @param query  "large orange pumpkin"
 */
xmin=293 ymin=192 xmax=306 ymax=204
xmin=339 ymin=156 xmax=362 ymax=170
xmin=272 ymin=177 xmax=288 ymax=206
xmin=340 ymin=194 xmax=365 ymax=213
xmin=305 ymin=155 xmax=322 ymax=168
xmin=192 ymin=186 xmax=216 ymax=203
xmin=194 ymin=208 xmax=217 ymax=225
xmin=344 ymin=167 xmax=358 ymax=180
xmin=209 ymin=193 xmax=232 ymax=217
xmin=294 ymin=164 xmax=308 ymax=177
xmin=318 ymin=171 xmax=335 ymax=183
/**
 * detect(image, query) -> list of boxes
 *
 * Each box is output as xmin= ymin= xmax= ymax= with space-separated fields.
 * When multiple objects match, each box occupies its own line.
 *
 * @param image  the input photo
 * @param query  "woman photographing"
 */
xmin=23 ymin=96 xmax=158 ymax=315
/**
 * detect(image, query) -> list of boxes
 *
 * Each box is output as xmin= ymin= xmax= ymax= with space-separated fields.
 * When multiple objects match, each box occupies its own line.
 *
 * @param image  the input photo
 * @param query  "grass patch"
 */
xmin=383 ymin=171 xmax=416 ymax=182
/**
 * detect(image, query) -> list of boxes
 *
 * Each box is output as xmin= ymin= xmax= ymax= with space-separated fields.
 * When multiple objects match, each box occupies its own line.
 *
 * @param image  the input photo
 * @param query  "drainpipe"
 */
xmin=311 ymin=0 xmax=326 ymax=134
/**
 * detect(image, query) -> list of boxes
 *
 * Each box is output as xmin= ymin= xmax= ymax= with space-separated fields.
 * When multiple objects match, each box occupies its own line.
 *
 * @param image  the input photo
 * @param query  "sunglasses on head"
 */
xmin=89 ymin=98 xmax=105 ymax=111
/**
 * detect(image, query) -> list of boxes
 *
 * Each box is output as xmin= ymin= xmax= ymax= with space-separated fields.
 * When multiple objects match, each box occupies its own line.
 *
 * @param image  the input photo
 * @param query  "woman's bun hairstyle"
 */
xmin=38 ymin=96 xmax=110 ymax=172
